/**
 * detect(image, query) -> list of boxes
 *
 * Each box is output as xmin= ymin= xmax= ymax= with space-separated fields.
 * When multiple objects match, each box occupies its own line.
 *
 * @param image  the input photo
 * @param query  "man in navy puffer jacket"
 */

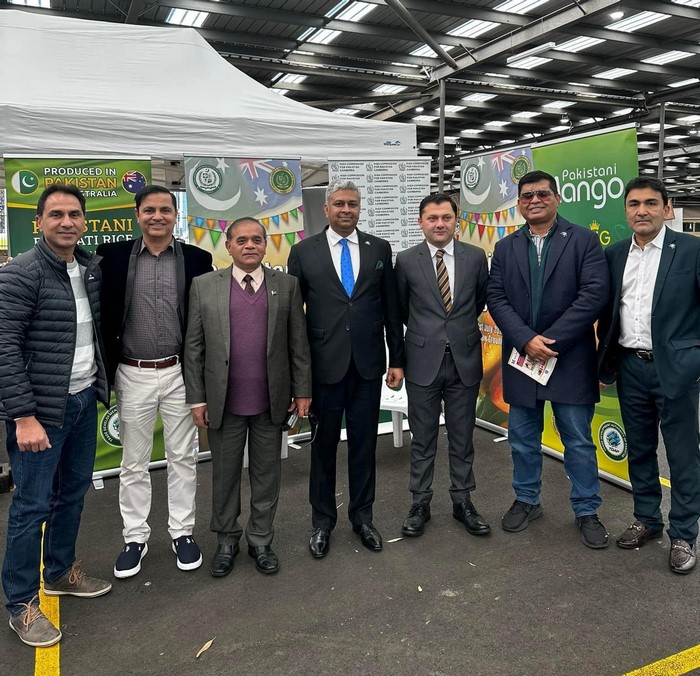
xmin=0 ymin=185 xmax=111 ymax=648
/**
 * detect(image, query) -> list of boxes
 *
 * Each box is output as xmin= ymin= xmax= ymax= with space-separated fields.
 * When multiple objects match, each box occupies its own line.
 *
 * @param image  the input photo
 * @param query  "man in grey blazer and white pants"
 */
xmin=185 ymin=217 xmax=311 ymax=577
xmin=395 ymin=193 xmax=490 ymax=538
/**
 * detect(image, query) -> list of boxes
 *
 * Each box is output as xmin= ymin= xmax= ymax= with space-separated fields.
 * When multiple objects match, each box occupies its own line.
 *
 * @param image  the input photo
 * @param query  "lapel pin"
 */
xmin=669 ymin=243 xmax=676 ymax=250
xmin=365 ymin=241 xmax=371 ymax=245
xmin=271 ymin=290 xmax=277 ymax=295
xmin=561 ymin=232 xmax=568 ymax=237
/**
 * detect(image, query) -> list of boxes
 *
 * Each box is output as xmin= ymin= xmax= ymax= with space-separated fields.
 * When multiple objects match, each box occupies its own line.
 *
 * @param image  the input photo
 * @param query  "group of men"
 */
xmin=0 ymin=172 xmax=698 ymax=650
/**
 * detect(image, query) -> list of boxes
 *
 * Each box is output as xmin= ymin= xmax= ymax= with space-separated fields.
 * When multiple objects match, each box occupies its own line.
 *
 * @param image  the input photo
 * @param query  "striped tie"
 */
xmin=435 ymin=249 xmax=452 ymax=313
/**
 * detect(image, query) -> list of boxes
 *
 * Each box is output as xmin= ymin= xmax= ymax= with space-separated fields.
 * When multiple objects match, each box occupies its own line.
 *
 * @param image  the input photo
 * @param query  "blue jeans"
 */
xmin=508 ymin=401 xmax=601 ymax=517
xmin=3 ymin=387 xmax=97 ymax=614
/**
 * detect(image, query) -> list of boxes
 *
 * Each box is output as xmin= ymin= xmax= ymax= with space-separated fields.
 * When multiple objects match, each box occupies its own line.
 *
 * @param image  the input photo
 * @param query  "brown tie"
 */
xmin=435 ymin=249 xmax=452 ymax=313
xmin=243 ymin=274 xmax=254 ymax=295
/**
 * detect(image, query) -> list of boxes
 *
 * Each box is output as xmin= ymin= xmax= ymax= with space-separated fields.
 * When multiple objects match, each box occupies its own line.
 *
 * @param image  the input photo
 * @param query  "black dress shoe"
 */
xmin=352 ymin=523 xmax=383 ymax=551
xmin=453 ymin=501 xmax=491 ymax=536
xmin=616 ymin=520 xmax=663 ymax=550
xmin=309 ymin=528 xmax=331 ymax=559
xmin=402 ymin=503 xmax=431 ymax=537
xmin=247 ymin=545 xmax=279 ymax=575
xmin=210 ymin=544 xmax=239 ymax=577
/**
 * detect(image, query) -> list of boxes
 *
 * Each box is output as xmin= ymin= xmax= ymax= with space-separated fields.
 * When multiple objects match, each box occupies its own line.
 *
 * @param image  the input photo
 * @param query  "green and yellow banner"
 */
xmin=4 ymin=157 xmax=151 ymax=256
xmin=463 ymin=127 xmax=638 ymax=486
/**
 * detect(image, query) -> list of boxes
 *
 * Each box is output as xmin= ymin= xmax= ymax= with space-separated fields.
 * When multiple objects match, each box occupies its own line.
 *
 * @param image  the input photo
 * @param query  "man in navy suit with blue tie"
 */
xmin=288 ymin=180 xmax=404 ymax=558
xmin=598 ymin=176 xmax=700 ymax=574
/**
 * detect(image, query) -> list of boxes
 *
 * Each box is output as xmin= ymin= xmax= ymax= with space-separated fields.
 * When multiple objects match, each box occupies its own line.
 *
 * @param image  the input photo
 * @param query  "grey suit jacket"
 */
xmin=396 ymin=239 xmax=488 ymax=387
xmin=184 ymin=265 xmax=312 ymax=429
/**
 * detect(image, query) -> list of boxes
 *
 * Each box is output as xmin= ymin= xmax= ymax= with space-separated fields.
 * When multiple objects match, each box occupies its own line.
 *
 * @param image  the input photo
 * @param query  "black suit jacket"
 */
xmin=598 ymin=228 xmax=700 ymax=400
xmin=97 ymin=237 xmax=213 ymax=384
xmin=287 ymin=226 xmax=404 ymax=385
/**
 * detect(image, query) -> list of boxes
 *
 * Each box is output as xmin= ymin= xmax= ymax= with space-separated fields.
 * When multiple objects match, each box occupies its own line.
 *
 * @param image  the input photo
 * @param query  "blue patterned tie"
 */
xmin=340 ymin=238 xmax=355 ymax=297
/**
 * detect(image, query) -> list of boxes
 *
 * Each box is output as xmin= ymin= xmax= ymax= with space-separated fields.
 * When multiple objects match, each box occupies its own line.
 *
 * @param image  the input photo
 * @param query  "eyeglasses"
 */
xmin=519 ymin=190 xmax=555 ymax=202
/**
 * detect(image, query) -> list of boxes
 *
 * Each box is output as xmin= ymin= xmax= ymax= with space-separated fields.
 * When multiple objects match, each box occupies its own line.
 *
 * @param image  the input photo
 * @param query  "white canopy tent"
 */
xmin=0 ymin=10 xmax=416 ymax=185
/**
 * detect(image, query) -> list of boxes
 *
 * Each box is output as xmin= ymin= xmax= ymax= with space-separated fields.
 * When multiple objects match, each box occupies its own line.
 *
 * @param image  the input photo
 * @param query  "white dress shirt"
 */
xmin=326 ymin=227 xmax=360 ymax=283
xmin=426 ymin=239 xmax=456 ymax=304
xmin=619 ymin=226 xmax=666 ymax=350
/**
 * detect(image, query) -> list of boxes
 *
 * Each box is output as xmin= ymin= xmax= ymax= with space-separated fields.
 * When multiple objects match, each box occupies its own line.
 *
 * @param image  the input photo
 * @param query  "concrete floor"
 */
xmin=0 ymin=425 xmax=697 ymax=676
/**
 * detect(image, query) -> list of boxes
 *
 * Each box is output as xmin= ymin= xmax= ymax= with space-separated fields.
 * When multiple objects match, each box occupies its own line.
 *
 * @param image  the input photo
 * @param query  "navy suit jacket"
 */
xmin=97 ymin=237 xmax=212 ymax=384
xmin=287 ymin=226 xmax=404 ymax=385
xmin=598 ymin=228 xmax=700 ymax=400
xmin=486 ymin=217 xmax=609 ymax=408
xmin=396 ymin=239 xmax=487 ymax=387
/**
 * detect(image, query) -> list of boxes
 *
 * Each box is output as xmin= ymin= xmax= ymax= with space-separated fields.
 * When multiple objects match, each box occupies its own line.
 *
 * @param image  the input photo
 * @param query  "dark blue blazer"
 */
xmin=487 ymin=217 xmax=609 ymax=408
xmin=598 ymin=228 xmax=700 ymax=400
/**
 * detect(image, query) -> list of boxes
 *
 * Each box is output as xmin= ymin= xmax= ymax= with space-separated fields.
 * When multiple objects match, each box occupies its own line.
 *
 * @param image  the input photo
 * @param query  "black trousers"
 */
xmin=309 ymin=358 xmax=382 ymax=530
xmin=617 ymin=351 xmax=700 ymax=544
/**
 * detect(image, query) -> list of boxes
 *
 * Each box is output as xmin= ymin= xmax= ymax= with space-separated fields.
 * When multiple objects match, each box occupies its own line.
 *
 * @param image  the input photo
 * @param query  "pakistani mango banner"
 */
xmin=185 ymin=157 xmax=303 ymax=269
xmin=462 ymin=126 xmax=638 ymax=487
xmin=4 ymin=157 xmax=151 ymax=256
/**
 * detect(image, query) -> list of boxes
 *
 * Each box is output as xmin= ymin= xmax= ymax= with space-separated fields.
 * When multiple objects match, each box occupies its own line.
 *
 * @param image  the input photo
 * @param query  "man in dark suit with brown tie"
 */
xmin=598 ymin=176 xmax=700 ymax=574
xmin=395 ymin=193 xmax=490 ymax=538
xmin=288 ymin=180 xmax=404 ymax=558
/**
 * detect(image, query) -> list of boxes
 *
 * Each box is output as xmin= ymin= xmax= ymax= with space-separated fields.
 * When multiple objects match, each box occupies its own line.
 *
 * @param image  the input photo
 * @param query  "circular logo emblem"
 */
xmin=11 ymin=170 xmax=39 ymax=195
xmin=511 ymin=156 xmax=531 ymax=182
xmin=100 ymin=406 xmax=122 ymax=447
xmin=270 ymin=166 xmax=295 ymax=194
xmin=122 ymin=171 xmax=148 ymax=194
xmin=193 ymin=165 xmax=222 ymax=194
xmin=462 ymin=164 xmax=480 ymax=191
xmin=598 ymin=421 xmax=627 ymax=462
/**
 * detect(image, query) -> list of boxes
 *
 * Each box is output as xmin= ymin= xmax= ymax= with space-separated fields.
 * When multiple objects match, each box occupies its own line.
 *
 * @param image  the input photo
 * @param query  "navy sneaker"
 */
xmin=172 ymin=536 xmax=203 ymax=571
xmin=114 ymin=542 xmax=148 ymax=579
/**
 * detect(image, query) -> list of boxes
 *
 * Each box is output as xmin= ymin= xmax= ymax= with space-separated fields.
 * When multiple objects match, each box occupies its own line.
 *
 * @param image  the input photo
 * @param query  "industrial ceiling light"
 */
xmin=610 ymin=11 xmax=624 ymax=20
xmin=506 ymin=42 xmax=555 ymax=64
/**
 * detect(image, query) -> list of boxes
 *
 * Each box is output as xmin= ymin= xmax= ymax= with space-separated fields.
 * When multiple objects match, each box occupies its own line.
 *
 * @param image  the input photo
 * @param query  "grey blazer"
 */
xmin=396 ymin=239 xmax=488 ymax=387
xmin=184 ymin=265 xmax=312 ymax=429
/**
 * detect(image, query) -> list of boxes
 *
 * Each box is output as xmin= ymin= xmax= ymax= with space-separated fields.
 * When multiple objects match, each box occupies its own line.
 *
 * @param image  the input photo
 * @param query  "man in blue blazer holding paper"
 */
xmin=487 ymin=170 xmax=610 ymax=549
xmin=288 ymin=180 xmax=404 ymax=558
xmin=598 ymin=176 xmax=700 ymax=574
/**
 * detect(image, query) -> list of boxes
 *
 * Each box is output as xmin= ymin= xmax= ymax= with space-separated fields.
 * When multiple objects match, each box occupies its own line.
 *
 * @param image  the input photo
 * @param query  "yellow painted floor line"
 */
xmin=660 ymin=477 xmax=671 ymax=488
xmin=622 ymin=644 xmax=700 ymax=676
xmin=36 ymin=527 xmax=60 ymax=676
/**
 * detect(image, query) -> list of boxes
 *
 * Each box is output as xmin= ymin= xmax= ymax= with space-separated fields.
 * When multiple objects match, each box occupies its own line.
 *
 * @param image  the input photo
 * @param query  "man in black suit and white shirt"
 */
xmin=395 ymin=193 xmax=490 ymax=538
xmin=598 ymin=176 xmax=700 ymax=574
xmin=288 ymin=180 xmax=404 ymax=558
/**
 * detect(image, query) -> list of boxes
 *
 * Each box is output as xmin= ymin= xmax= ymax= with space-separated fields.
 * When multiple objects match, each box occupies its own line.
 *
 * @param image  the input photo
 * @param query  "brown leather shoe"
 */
xmin=616 ymin=520 xmax=663 ymax=550
xmin=669 ymin=539 xmax=696 ymax=574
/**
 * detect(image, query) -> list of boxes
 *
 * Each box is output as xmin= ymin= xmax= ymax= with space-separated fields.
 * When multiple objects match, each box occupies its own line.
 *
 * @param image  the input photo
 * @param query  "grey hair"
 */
xmin=325 ymin=180 xmax=361 ymax=204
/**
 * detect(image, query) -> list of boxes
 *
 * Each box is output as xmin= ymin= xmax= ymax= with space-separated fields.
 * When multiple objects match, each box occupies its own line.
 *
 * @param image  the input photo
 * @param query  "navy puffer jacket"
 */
xmin=0 ymin=238 xmax=109 ymax=425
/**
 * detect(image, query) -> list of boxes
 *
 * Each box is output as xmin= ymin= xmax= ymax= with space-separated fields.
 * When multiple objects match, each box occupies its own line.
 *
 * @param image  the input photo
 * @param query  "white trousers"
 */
xmin=115 ymin=363 xmax=198 ymax=543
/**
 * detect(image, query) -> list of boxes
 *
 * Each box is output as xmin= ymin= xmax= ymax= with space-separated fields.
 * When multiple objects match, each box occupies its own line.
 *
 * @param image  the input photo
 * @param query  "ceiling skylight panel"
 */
xmin=556 ymin=36 xmax=605 ymax=53
xmin=413 ymin=115 xmax=438 ymax=122
xmin=484 ymin=120 xmax=511 ymax=127
xmin=542 ymin=100 xmax=576 ymax=109
xmin=8 ymin=0 xmax=52 ymax=6
xmin=335 ymin=2 xmax=375 ymax=22
xmin=671 ymin=0 xmax=700 ymax=6
xmin=410 ymin=45 xmax=454 ymax=57
xmin=373 ymin=84 xmax=408 ymax=94
xmin=512 ymin=111 xmax=542 ymax=118
xmin=166 ymin=9 xmax=208 ymax=27
xmin=669 ymin=78 xmax=700 ymax=87
xmin=307 ymin=29 xmax=341 ymax=45
xmin=507 ymin=56 xmax=552 ymax=70
xmin=444 ymin=105 xmax=466 ymax=113
xmin=593 ymin=68 xmax=637 ymax=80
xmin=334 ymin=108 xmax=360 ymax=116
xmin=462 ymin=93 xmax=497 ymax=102
xmin=278 ymin=74 xmax=308 ymax=85
xmin=495 ymin=0 xmax=550 ymax=11
xmin=448 ymin=20 xmax=498 ymax=38
xmin=642 ymin=51 xmax=693 ymax=65
xmin=606 ymin=11 xmax=669 ymax=33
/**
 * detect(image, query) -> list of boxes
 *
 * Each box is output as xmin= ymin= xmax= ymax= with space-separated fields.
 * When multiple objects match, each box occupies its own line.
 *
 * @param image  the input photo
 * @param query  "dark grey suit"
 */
xmin=598 ymin=228 xmax=700 ymax=544
xmin=396 ymin=240 xmax=488 ymax=503
xmin=184 ymin=265 xmax=311 ymax=546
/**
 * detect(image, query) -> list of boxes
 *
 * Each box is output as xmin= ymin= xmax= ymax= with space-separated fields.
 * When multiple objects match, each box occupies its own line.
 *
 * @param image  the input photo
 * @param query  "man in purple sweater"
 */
xmin=184 ymin=218 xmax=312 ymax=577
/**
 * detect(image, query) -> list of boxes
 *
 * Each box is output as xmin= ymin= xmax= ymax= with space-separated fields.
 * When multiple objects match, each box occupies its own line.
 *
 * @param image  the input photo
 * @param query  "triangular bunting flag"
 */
xmin=480 ymin=213 xmax=488 ymax=224
xmin=206 ymin=219 xmax=215 ymax=229
xmin=469 ymin=221 xmax=476 ymax=237
xmin=474 ymin=213 xmax=480 ymax=224
xmin=261 ymin=217 xmax=270 ymax=227
xmin=495 ymin=211 xmax=501 ymax=223
xmin=187 ymin=215 xmax=193 ymax=224
xmin=298 ymin=205 xmax=304 ymax=212
xmin=191 ymin=226 xmax=206 ymax=244
xmin=487 ymin=227 xmax=495 ymax=243
xmin=508 ymin=226 xmax=516 ymax=235
xmin=290 ymin=208 xmax=298 ymax=220
xmin=218 ymin=220 xmax=228 ymax=232
xmin=297 ymin=229 xmax=305 ymax=240
xmin=468 ymin=212 xmax=474 ymax=222
xmin=272 ymin=215 xmax=280 ymax=226
xmin=509 ymin=207 xmax=516 ymax=218
xmin=284 ymin=232 xmax=296 ymax=247
xmin=478 ymin=224 xmax=485 ymax=239
xmin=281 ymin=212 xmax=289 ymax=224
xmin=461 ymin=220 xmax=467 ymax=235
xmin=210 ymin=230 xmax=222 ymax=247
xmin=270 ymin=234 xmax=283 ymax=250
xmin=498 ymin=227 xmax=505 ymax=240
xmin=195 ymin=217 xmax=204 ymax=227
